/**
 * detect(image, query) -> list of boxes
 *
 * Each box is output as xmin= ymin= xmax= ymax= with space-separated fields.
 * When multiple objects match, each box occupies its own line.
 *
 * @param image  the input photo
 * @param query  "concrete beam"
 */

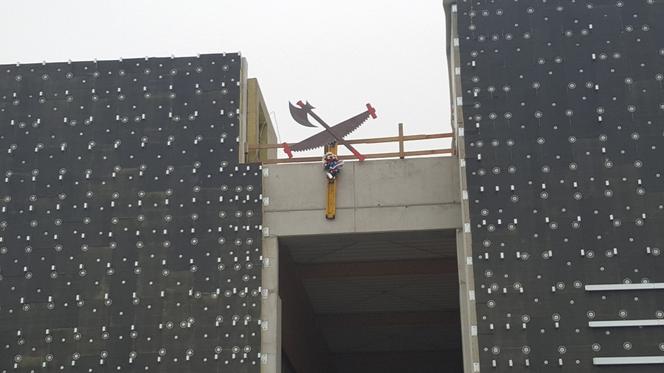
xmin=297 ymin=258 xmax=457 ymax=279
xmin=263 ymin=157 xmax=461 ymax=237
xmin=334 ymin=350 xmax=460 ymax=373
xmin=317 ymin=311 xmax=460 ymax=328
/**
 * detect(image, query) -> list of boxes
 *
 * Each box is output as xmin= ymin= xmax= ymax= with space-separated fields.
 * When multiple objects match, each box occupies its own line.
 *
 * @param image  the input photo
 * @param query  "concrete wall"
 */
xmin=260 ymin=156 xmax=462 ymax=373
xmin=260 ymin=237 xmax=281 ymax=373
xmin=446 ymin=3 xmax=481 ymax=372
xmin=262 ymin=157 xmax=461 ymax=237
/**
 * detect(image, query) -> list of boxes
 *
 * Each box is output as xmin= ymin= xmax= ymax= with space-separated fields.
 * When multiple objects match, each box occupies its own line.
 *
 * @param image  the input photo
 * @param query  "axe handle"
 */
xmin=306 ymin=110 xmax=366 ymax=161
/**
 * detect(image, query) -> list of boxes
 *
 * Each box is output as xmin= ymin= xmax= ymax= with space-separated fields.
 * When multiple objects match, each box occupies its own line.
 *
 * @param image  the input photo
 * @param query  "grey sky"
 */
xmin=2 ymin=0 xmax=450 ymax=157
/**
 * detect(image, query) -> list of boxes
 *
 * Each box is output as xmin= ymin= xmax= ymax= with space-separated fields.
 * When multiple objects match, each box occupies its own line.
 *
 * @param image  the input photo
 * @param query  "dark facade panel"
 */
xmin=0 ymin=54 xmax=262 ymax=372
xmin=458 ymin=0 xmax=664 ymax=371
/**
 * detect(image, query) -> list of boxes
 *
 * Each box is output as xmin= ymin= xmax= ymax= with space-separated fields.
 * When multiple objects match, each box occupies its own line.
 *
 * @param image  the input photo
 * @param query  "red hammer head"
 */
xmin=366 ymin=103 xmax=377 ymax=119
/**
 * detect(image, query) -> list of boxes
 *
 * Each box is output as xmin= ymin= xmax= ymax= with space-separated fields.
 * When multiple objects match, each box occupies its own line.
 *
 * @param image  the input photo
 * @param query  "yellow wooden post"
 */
xmin=325 ymin=144 xmax=338 ymax=220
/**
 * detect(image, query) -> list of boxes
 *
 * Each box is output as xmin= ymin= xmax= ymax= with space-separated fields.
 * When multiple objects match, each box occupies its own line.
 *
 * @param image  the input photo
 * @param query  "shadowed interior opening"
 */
xmin=279 ymin=230 xmax=463 ymax=373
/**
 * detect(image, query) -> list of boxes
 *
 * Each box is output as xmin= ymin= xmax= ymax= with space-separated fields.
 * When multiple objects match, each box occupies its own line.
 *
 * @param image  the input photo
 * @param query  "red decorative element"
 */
xmin=283 ymin=142 xmax=293 ymax=158
xmin=366 ymin=103 xmax=377 ymax=119
xmin=354 ymin=152 xmax=366 ymax=162
xmin=296 ymin=100 xmax=305 ymax=108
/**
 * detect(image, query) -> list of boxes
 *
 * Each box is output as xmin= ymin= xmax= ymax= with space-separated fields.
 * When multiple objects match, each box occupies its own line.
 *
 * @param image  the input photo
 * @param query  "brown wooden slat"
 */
xmin=260 ymin=148 xmax=453 ymax=164
xmin=398 ymin=123 xmax=405 ymax=159
xmin=248 ymin=132 xmax=453 ymax=150
xmin=345 ymin=132 xmax=453 ymax=145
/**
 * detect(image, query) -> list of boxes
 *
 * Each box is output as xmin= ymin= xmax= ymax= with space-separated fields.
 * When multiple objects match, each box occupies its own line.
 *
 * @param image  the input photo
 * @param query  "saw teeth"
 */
xmin=289 ymin=108 xmax=372 ymax=152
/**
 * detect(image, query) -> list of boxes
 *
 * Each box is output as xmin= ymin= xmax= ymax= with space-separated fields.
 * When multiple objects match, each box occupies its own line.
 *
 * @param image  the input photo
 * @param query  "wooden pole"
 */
xmin=324 ymin=144 xmax=338 ymax=220
xmin=260 ymin=148 xmax=454 ymax=164
xmin=398 ymin=123 xmax=405 ymax=159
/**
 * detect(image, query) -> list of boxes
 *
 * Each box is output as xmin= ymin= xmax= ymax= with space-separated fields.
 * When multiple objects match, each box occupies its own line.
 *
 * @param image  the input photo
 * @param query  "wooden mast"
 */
xmin=325 ymin=143 xmax=338 ymax=220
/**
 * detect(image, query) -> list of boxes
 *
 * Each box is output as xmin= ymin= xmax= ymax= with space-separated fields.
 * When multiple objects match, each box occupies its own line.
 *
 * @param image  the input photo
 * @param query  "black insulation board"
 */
xmin=458 ymin=0 xmax=664 ymax=371
xmin=0 ymin=54 xmax=262 ymax=372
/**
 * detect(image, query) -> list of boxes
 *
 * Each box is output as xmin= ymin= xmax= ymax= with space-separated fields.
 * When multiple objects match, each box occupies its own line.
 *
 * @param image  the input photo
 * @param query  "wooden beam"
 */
xmin=297 ymin=258 xmax=457 ymax=279
xmin=345 ymin=132 xmax=453 ymax=145
xmin=248 ymin=132 xmax=454 ymax=150
xmin=317 ymin=311 xmax=460 ymax=329
xmin=325 ymin=144 xmax=337 ymax=220
xmin=261 ymin=148 xmax=453 ymax=164
xmin=398 ymin=123 xmax=405 ymax=159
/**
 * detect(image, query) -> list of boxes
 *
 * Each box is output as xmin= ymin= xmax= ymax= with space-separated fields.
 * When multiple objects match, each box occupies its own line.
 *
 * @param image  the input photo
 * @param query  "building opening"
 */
xmin=278 ymin=230 xmax=463 ymax=373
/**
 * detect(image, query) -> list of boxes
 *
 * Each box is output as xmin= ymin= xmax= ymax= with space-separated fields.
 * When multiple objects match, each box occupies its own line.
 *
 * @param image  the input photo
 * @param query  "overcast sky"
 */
xmin=1 ymin=0 xmax=450 ymax=157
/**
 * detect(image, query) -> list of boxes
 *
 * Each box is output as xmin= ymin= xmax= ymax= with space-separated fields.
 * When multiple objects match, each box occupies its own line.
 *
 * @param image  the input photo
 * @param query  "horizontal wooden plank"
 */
xmin=260 ymin=148 xmax=453 ymax=164
xmin=248 ymin=132 xmax=453 ymax=150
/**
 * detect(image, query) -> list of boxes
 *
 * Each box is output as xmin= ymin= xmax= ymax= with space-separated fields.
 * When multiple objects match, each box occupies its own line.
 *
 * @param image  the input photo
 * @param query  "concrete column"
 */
xmin=261 ymin=236 xmax=281 ymax=373
xmin=456 ymin=228 xmax=479 ymax=373
xmin=447 ymin=4 xmax=480 ymax=372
